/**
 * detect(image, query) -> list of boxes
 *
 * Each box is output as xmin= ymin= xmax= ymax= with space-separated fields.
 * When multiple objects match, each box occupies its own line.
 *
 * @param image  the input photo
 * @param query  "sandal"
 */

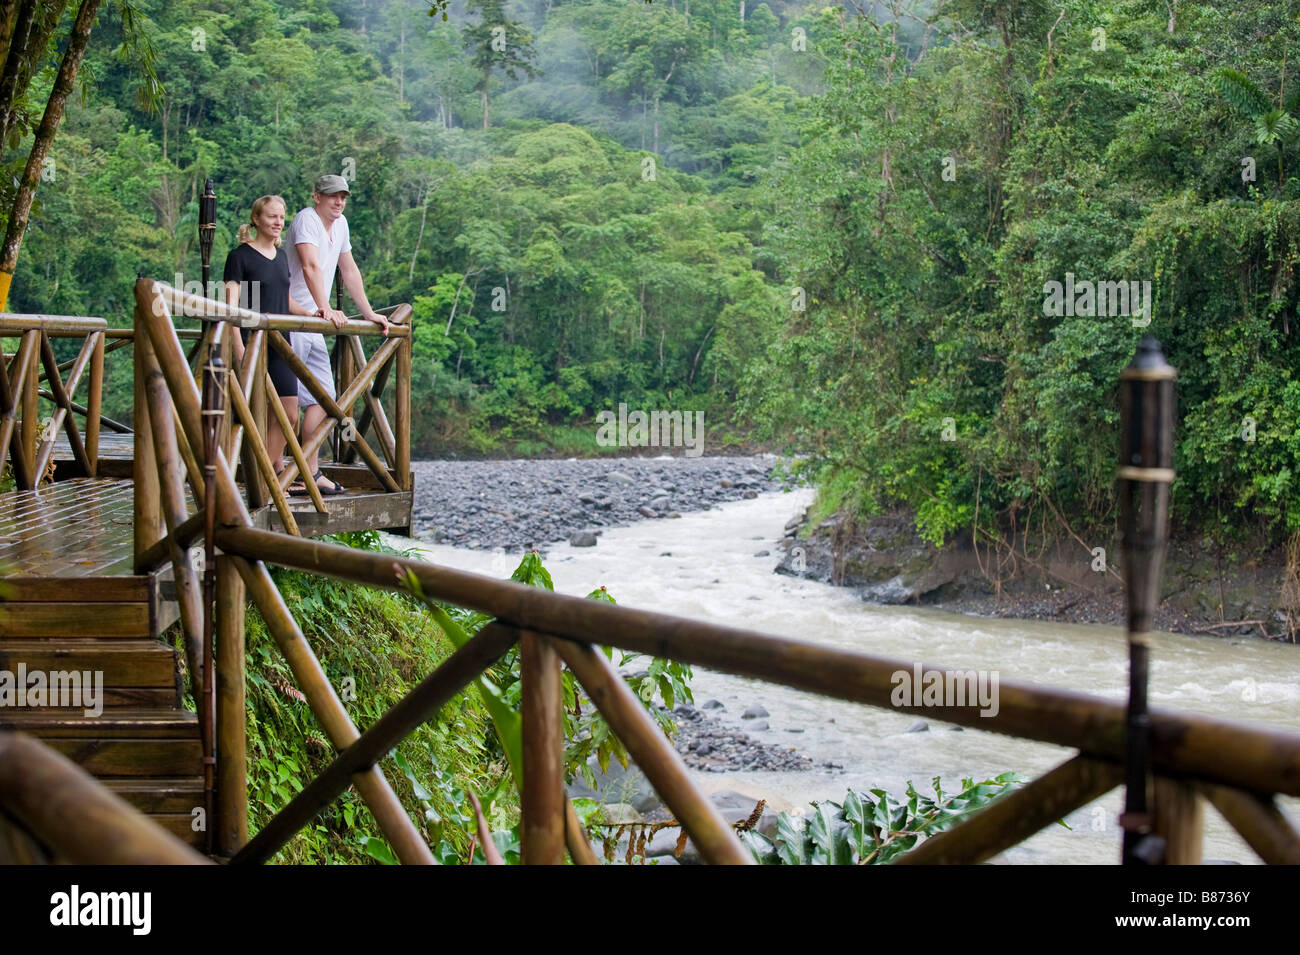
xmin=276 ymin=464 xmax=309 ymax=497
xmin=313 ymin=470 xmax=346 ymax=496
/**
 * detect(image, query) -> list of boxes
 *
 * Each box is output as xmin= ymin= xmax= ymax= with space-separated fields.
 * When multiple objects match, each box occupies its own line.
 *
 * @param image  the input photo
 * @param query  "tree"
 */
xmin=462 ymin=0 xmax=539 ymax=129
xmin=0 ymin=0 xmax=160 ymax=310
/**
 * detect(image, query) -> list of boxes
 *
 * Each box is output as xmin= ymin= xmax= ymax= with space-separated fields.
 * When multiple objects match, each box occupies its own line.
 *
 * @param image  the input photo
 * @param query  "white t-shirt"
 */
xmin=285 ymin=206 xmax=352 ymax=313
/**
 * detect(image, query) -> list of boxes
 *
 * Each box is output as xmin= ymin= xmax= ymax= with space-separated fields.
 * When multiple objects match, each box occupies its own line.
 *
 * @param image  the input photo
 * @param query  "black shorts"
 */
xmin=268 ymin=352 xmax=298 ymax=399
xmin=240 ymin=328 xmax=299 ymax=399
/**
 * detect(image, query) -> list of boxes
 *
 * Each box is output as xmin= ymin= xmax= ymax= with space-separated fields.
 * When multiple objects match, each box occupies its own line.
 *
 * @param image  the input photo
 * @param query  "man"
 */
xmin=285 ymin=174 xmax=389 ymax=495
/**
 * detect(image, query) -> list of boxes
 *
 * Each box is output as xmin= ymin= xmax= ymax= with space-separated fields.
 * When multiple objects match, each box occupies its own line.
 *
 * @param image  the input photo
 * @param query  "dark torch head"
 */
xmin=1118 ymin=337 xmax=1176 ymax=636
xmin=199 ymin=178 xmax=217 ymax=293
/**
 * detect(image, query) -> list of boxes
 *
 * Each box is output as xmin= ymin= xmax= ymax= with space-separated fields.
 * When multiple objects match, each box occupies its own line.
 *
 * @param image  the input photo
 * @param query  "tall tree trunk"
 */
xmin=409 ymin=191 xmax=431 ymax=282
xmin=0 ymin=0 xmax=69 ymax=148
xmin=653 ymin=96 xmax=660 ymax=155
xmin=0 ymin=0 xmax=99 ymax=310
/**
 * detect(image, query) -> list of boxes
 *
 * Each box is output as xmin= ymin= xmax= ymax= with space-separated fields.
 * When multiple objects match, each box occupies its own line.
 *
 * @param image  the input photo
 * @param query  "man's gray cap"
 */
xmin=314 ymin=174 xmax=351 ymax=195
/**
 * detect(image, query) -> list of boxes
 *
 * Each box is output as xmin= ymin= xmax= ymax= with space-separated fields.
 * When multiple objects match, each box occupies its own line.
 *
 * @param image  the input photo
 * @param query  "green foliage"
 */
xmin=9 ymin=0 xmax=814 ymax=456
xmin=239 ymin=532 xmax=507 ymax=864
xmin=401 ymin=548 xmax=693 ymax=791
xmin=745 ymin=1 xmax=1300 ymax=548
xmin=740 ymin=773 xmax=1024 ymax=865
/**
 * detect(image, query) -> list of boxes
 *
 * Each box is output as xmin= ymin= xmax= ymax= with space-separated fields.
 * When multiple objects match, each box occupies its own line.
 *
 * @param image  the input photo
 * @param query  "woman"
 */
xmin=223 ymin=195 xmax=331 ymax=495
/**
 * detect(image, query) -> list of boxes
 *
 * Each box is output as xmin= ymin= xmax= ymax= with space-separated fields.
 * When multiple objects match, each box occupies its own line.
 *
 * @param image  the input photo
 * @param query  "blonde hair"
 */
xmin=237 ymin=195 xmax=287 ymax=246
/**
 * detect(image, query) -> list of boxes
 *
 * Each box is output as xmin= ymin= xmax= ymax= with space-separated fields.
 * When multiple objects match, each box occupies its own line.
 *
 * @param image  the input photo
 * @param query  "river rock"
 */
xmin=569 ymin=531 xmax=598 ymax=547
xmin=636 ymin=505 xmax=657 ymax=518
xmin=567 ymin=756 xmax=663 ymax=813
xmin=742 ymin=705 xmax=769 ymax=719
xmin=905 ymin=720 xmax=930 ymax=733
xmin=606 ymin=471 xmax=635 ymax=485
xmin=597 ymin=803 xmax=643 ymax=825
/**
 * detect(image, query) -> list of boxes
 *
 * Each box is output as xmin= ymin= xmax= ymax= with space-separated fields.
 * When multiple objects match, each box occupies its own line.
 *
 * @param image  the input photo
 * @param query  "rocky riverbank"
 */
xmin=774 ymin=506 xmax=1299 ymax=641
xmin=410 ymin=455 xmax=791 ymax=552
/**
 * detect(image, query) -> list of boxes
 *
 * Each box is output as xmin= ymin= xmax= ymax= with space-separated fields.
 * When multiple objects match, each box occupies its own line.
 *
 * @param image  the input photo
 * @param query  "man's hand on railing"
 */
xmin=363 ymin=309 xmax=390 ymax=336
xmin=322 ymin=307 xmax=349 ymax=330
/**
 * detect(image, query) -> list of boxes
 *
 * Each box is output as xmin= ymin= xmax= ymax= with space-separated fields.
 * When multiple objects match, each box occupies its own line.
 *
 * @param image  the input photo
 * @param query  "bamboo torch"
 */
xmin=1117 ymin=336 xmax=1176 ymax=865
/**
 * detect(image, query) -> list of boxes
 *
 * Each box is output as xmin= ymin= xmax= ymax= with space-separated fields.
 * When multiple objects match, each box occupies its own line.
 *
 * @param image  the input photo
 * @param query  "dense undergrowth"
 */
xmin=243 ymin=530 xmax=510 ymax=864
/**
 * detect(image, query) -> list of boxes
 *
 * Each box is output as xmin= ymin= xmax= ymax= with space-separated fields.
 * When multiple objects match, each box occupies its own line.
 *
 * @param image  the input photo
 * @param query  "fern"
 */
xmin=1214 ymin=67 xmax=1272 ymax=118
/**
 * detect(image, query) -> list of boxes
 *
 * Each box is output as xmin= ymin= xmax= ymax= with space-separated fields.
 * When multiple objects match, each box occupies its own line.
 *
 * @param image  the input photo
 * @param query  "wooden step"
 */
xmin=103 ymin=777 xmax=204 ymax=814
xmin=0 ymin=710 xmax=202 ymax=776
xmin=0 ymin=601 xmax=152 ymax=638
xmin=1 ymin=576 xmax=151 ymax=603
xmin=36 ymin=738 xmax=202 ymax=777
xmin=0 ymin=640 xmax=180 ymax=707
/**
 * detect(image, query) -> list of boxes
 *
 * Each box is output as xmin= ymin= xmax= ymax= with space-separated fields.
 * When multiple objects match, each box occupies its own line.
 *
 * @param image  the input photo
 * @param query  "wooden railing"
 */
xmin=141 ymin=281 xmax=413 ymax=545
xmin=0 ymin=313 xmax=109 ymax=487
xmin=211 ymin=525 xmax=1300 ymax=865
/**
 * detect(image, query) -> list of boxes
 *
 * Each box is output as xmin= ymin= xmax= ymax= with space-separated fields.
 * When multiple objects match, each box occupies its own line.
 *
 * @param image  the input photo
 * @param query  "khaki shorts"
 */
xmin=290 ymin=332 xmax=336 ymax=408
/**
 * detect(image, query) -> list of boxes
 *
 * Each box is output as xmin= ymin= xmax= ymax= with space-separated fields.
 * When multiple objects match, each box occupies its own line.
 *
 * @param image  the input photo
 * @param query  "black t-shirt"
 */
xmin=223 ymin=243 xmax=290 ymax=315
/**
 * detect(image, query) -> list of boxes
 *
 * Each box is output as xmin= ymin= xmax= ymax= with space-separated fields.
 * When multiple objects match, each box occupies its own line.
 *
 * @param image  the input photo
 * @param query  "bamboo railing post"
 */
xmin=1197 ymin=782 xmax=1300 ymax=865
xmin=216 ymin=554 xmax=248 ymax=856
xmin=1152 ymin=777 xmax=1202 ymax=865
xmin=553 ymin=638 xmax=753 ymax=865
xmin=35 ymin=331 xmax=90 ymax=477
xmin=253 ymin=333 xmax=268 ymax=480
xmin=521 ymin=631 xmax=565 ymax=865
xmin=564 ymin=799 xmax=600 ymax=865
xmin=268 ymin=332 xmax=402 ymax=492
xmin=86 ymin=330 xmax=103 ymax=474
xmin=226 ymin=367 xmax=298 ymax=536
xmin=228 ymin=554 xmax=436 ymax=865
xmin=133 ymin=310 xmax=164 ymax=572
xmin=20 ymin=331 xmax=38 ymax=483
xmin=396 ymin=328 xmax=410 ymax=490
xmin=330 ymin=337 xmax=346 ymax=464
xmin=139 ymin=329 xmax=205 ymax=693
xmin=346 ymin=337 xmax=396 ymax=467
xmin=0 ymin=332 xmax=24 ymax=486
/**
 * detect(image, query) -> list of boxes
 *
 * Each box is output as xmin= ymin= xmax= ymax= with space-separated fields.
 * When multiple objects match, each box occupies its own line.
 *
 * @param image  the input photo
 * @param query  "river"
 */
xmin=405 ymin=485 xmax=1300 ymax=864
